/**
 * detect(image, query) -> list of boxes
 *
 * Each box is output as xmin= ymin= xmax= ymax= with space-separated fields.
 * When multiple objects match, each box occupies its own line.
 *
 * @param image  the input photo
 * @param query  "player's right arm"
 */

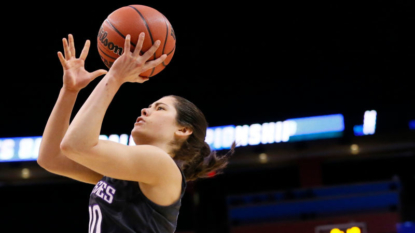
xmin=38 ymin=88 xmax=103 ymax=184
xmin=37 ymin=34 xmax=107 ymax=185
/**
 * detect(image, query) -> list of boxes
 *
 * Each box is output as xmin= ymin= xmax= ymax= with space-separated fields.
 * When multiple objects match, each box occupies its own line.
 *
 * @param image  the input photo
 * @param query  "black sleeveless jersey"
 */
xmin=88 ymin=166 xmax=187 ymax=233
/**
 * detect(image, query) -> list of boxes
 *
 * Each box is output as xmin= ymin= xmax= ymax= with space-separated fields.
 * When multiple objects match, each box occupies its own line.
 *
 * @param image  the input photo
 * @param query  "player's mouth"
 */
xmin=135 ymin=117 xmax=146 ymax=125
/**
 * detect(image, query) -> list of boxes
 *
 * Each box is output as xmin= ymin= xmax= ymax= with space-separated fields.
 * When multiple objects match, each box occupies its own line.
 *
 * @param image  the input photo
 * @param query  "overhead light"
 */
xmin=21 ymin=168 xmax=30 ymax=179
xmin=259 ymin=153 xmax=268 ymax=163
xmin=350 ymin=144 xmax=359 ymax=155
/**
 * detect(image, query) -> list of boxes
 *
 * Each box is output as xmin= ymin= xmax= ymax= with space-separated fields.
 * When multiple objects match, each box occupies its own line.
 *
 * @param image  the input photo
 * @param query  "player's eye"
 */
xmin=157 ymin=106 xmax=164 ymax=110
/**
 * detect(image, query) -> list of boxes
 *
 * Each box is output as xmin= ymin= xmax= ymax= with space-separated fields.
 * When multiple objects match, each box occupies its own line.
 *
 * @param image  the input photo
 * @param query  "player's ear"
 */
xmin=175 ymin=127 xmax=193 ymax=138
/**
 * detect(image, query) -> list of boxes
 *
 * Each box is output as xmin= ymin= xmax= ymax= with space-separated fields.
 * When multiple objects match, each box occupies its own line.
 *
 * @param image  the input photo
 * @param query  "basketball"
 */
xmin=97 ymin=5 xmax=176 ymax=78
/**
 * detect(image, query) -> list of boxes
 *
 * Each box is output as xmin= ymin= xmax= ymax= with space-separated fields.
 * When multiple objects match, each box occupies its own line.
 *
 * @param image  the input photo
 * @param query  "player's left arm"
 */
xmin=62 ymin=140 xmax=178 ymax=185
xmin=60 ymin=33 xmax=168 ymax=185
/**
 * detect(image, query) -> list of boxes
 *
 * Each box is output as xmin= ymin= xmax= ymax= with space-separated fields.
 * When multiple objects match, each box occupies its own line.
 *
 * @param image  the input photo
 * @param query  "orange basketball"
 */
xmin=97 ymin=5 xmax=176 ymax=78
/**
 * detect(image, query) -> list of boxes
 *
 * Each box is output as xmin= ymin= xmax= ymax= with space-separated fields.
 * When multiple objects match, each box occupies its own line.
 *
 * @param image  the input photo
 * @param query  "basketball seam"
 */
xmin=162 ymin=47 xmax=176 ymax=67
xmin=105 ymin=19 xmax=127 ymax=43
xmin=98 ymin=46 xmax=118 ymax=60
xmin=162 ymin=16 xmax=176 ymax=67
xmin=165 ymin=46 xmax=176 ymax=66
xmin=162 ymin=17 xmax=169 ymax=67
xmin=129 ymin=5 xmax=156 ymax=77
xmin=105 ymin=19 xmax=134 ymax=48
xmin=167 ymin=46 xmax=175 ymax=55
xmin=106 ymin=19 xmax=144 ymax=54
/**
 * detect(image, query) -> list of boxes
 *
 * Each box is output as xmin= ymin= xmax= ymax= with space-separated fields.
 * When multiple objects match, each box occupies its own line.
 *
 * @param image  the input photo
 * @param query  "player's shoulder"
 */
xmin=137 ymin=145 xmax=177 ymax=164
xmin=134 ymin=145 xmax=182 ymax=179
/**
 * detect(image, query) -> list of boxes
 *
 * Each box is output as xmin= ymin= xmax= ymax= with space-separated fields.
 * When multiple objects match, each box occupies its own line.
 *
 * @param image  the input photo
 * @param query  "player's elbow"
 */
xmin=60 ymin=140 xmax=80 ymax=157
xmin=37 ymin=149 xmax=58 ymax=170
xmin=37 ymin=158 xmax=56 ymax=174
xmin=60 ymin=139 xmax=95 ymax=159
xmin=60 ymin=134 xmax=98 ymax=154
xmin=36 ymin=153 xmax=62 ymax=174
xmin=37 ymin=156 xmax=49 ymax=169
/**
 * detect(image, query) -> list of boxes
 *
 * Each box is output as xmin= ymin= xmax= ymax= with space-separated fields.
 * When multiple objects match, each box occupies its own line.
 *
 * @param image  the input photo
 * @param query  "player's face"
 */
xmin=131 ymin=96 xmax=180 ymax=145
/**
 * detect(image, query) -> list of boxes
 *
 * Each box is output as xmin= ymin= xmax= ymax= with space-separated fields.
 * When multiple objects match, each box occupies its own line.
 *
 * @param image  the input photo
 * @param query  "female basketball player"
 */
xmin=37 ymin=33 xmax=235 ymax=233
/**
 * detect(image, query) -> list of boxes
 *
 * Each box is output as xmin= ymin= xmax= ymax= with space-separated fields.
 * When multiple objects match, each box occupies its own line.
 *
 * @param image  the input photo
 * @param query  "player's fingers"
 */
xmin=141 ymin=40 xmax=161 ymax=61
xmin=139 ymin=76 xmax=150 ymax=83
xmin=68 ymin=34 xmax=76 ymax=58
xmin=62 ymin=38 xmax=70 ymax=60
xmin=80 ymin=40 xmax=91 ymax=60
xmin=57 ymin=52 xmax=68 ymax=70
xmin=90 ymin=69 xmax=108 ymax=81
xmin=133 ymin=32 xmax=145 ymax=58
xmin=142 ymin=54 xmax=167 ymax=71
xmin=124 ymin=35 xmax=131 ymax=55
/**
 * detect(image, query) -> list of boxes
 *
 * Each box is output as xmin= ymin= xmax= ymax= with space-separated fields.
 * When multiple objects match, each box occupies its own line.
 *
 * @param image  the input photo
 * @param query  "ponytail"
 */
xmin=168 ymin=95 xmax=236 ymax=182
xmin=181 ymin=141 xmax=236 ymax=182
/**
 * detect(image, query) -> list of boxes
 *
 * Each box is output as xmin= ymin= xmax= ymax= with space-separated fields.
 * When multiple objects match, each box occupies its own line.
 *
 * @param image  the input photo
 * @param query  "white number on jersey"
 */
xmin=89 ymin=205 xmax=102 ymax=233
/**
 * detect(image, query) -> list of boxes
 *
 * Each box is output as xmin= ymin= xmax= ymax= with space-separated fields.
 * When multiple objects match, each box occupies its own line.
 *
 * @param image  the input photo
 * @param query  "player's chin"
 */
xmin=131 ymin=127 xmax=146 ymax=138
xmin=130 ymin=131 xmax=140 ymax=143
xmin=131 ymin=127 xmax=140 ymax=134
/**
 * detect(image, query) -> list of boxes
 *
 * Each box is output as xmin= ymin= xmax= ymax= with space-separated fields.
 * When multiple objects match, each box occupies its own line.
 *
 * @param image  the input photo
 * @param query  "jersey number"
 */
xmin=89 ymin=205 xmax=102 ymax=233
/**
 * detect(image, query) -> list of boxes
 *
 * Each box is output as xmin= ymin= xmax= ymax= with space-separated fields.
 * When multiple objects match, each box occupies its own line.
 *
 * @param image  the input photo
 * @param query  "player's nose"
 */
xmin=141 ymin=108 xmax=149 ymax=116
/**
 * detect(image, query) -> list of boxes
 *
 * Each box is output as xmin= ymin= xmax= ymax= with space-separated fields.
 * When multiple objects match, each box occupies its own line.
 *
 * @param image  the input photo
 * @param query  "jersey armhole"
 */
xmin=136 ymin=165 xmax=186 ymax=207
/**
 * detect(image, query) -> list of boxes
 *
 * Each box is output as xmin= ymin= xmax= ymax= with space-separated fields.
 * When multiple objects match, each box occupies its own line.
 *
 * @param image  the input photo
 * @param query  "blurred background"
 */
xmin=0 ymin=1 xmax=414 ymax=233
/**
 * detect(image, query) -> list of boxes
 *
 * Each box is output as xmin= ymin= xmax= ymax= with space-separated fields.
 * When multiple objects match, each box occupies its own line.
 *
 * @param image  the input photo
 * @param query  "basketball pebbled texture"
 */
xmin=97 ymin=5 xmax=176 ymax=78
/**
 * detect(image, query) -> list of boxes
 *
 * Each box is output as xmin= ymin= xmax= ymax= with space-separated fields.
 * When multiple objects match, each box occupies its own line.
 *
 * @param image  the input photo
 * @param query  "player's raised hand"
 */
xmin=107 ymin=33 xmax=167 ymax=84
xmin=58 ymin=34 xmax=108 ymax=92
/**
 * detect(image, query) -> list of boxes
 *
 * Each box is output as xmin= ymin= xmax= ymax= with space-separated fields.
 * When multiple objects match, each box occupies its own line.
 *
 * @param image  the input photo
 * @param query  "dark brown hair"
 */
xmin=168 ymin=95 xmax=236 ymax=182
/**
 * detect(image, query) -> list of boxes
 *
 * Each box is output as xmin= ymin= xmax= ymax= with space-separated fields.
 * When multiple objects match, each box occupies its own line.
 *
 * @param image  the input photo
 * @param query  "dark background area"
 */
xmin=0 ymin=1 xmax=414 ymax=233
xmin=0 ymin=1 xmax=413 ymax=136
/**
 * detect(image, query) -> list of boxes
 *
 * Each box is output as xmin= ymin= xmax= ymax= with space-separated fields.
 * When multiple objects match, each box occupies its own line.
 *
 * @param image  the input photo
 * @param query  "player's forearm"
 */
xmin=61 ymin=75 xmax=122 ymax=152
xmin=38 ymin=88 xmax=78 ymax=165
